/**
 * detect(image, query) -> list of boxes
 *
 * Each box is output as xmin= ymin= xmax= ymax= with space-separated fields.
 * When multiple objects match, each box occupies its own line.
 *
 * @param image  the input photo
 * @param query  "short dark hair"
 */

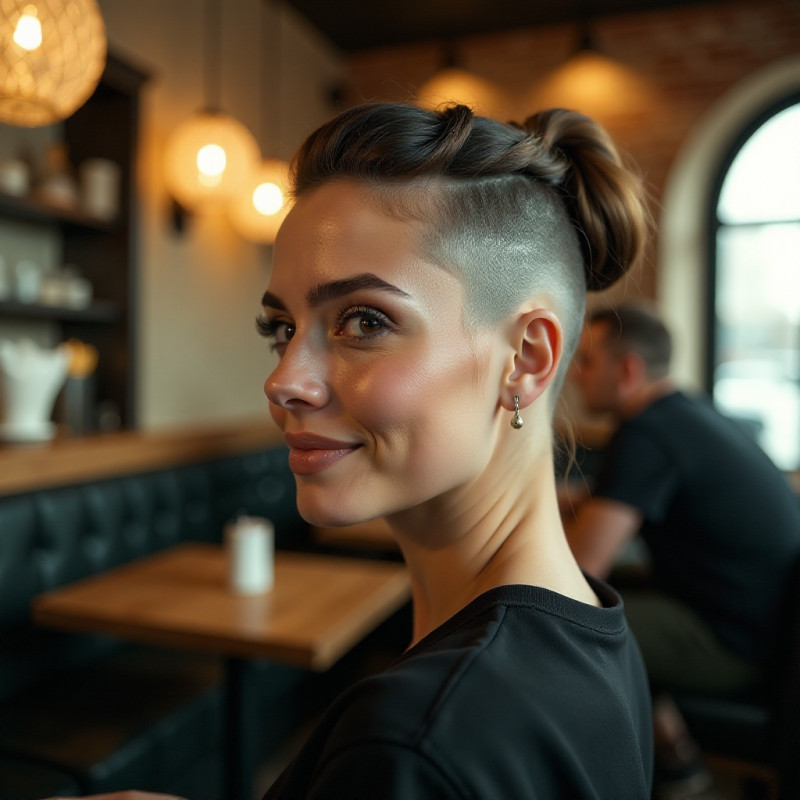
xmin=290 ymin=102 xmax=649 ymax=398
xmin=588 ymin=304 xmax=672 ymax=379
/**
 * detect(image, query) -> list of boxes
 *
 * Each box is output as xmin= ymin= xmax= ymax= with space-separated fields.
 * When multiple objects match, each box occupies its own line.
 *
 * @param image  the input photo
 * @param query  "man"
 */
xmin=564 ymin=304 xmax=800 ymax=795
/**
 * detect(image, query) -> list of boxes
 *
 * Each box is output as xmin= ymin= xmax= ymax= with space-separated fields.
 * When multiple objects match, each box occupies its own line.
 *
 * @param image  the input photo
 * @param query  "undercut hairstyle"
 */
xmin=289 ymin=102 xmax=649 ymax=401
xmin=588 ymin=305 xmax=673 ymax=379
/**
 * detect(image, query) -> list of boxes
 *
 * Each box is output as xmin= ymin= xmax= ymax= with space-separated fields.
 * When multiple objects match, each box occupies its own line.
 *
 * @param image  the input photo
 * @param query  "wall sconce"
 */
xmin=0 ymin=0 xmax=107 ymax=127
xmin=163 ymin=0 xmax=259 ymax=218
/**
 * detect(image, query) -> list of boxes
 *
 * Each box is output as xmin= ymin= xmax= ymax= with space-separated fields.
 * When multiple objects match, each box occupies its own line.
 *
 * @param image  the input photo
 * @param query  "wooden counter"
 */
xmin=0 ymin=417 xmax=285 ymax=496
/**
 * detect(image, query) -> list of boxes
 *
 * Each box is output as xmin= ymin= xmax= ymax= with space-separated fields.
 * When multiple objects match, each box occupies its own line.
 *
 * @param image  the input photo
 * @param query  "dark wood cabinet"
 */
xmin=0 ymin=54 xmax=148 ymax=430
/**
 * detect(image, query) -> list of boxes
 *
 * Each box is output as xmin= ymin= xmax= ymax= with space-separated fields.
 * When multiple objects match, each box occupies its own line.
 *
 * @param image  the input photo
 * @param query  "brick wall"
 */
xmin=341 ymin=0 xmax=800 ymax=298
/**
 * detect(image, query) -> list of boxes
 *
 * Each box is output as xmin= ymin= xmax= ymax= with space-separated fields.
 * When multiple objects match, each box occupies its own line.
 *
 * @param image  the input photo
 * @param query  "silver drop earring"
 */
xmin=511 ymin=396 xmax=524 ymax=429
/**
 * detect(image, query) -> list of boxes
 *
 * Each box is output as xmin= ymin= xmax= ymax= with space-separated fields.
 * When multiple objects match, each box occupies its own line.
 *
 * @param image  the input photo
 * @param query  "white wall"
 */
xmin=97 ymin=0 xmax=343 ymax=429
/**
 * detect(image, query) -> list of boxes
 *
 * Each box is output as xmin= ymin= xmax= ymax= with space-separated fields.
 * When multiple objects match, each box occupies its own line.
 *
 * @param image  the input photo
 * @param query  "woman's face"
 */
xmin=261 ymin=181 xmax=505 ymax=527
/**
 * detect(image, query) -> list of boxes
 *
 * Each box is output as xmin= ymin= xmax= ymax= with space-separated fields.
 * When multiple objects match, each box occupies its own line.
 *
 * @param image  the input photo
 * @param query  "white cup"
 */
xmin=80 ymin=158 xmax=121 ymax=221
xmin=0 ymin=159 xmax=30 ymax=196
xmin=14 ymin=260 xmax=42 ymax=303
xmin=0 ymin=256 xmax=11 ymax=301
xmin=225 ymin=516 xmax=274 ymax=594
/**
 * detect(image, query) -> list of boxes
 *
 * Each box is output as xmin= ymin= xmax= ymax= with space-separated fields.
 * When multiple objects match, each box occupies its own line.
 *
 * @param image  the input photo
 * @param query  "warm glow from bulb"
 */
xmin=229 ymin=157 xmax=292 ymax=243
xmin=163 ymin=111 xmax=259 ymax=210
xmin=416 ymin=67 xmax=504 ymax=117
xmin=196 ymin=143 xmax=226 ymax=187
xmin=530 ymin=52 xmax=654 ymax=121
xmin=13 ymin=7 xmax=43 ymax=51
xmin=253 ymin=182 xmax=283 ymax=215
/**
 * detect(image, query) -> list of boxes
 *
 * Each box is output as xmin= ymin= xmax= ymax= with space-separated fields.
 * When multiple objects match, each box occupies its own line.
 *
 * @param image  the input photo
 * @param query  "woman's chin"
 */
xmin=297 ymin=499 xmax=365 ymax=529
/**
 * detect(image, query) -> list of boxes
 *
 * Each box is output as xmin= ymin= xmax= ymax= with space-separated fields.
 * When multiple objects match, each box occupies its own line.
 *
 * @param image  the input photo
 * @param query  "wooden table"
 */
xmin=33 ymin=543 xmax=411 ymax=800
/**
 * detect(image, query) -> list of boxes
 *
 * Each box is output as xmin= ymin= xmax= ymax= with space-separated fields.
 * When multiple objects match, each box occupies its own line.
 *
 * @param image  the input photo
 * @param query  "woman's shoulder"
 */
xmin=266 ymin=582 xmax=651 ymax=799
xmin=331 ymin=580 xmax=632 ymax=736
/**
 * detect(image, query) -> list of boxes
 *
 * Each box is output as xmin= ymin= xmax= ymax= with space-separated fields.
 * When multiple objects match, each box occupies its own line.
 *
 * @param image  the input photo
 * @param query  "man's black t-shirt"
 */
xmin=594 ymin=391 xmax=800 ymax=662
xmin=264 ymin=579 xmax=653 ymax=799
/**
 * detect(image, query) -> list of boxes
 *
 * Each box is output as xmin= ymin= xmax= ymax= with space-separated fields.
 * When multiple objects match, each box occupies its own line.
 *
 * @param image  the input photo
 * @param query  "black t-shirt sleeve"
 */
xmin=593 ymin=424 xmax=678 ymax=523
xmin=304 ymin=741 xmax=464 ymax=800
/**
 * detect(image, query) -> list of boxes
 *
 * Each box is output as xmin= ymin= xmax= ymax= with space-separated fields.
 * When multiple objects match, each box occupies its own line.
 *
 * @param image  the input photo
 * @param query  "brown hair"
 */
xmin=290 ymin=102 xmax=649 ymax=395
xmin=589 ymin=304 xmax=672 ymax=379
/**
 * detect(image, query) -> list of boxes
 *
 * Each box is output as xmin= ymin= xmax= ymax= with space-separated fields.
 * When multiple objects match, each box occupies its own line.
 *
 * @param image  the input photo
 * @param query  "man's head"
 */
xmin=572 ymin=304 xmax=673 ymax=416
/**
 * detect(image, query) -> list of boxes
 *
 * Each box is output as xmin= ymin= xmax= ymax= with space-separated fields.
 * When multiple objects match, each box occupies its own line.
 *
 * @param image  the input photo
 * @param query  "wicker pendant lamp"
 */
xmin=163 ymin=0 xmax=258 ymax=212
xmin=229 ymin=0 xmax=292 ymax=243
xmin=0 ymin=0 xmax=107 ymax=127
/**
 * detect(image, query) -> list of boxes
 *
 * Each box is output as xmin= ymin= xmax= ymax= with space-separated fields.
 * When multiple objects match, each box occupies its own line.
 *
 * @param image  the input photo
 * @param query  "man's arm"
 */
xmin=563 ymin=497 xmax=643 ymax=579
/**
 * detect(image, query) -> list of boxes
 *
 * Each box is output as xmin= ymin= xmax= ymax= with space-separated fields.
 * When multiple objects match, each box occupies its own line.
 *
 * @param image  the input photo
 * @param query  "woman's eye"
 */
xmin=256 ymin=315 xmax=295 ymax=351
xmin=335 ymin=306 xmax=392 ymax=340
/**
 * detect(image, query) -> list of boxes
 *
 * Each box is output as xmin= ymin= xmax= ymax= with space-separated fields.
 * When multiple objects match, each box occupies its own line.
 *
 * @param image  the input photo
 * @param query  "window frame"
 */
xmin=704 ymin=90 xmax=800 ymax=393
xmin=703 ymin=91 xmax=800 ymax=471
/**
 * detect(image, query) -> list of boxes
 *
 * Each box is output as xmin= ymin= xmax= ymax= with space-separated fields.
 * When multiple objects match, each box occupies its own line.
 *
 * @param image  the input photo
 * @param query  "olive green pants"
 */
xmin=621 ymin=590 xmax=759 ymax=694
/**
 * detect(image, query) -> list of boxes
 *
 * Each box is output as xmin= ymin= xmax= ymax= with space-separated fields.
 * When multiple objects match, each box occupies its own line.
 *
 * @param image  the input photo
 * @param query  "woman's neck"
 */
xmin=387 ymin=454 xmax=599 ymax=646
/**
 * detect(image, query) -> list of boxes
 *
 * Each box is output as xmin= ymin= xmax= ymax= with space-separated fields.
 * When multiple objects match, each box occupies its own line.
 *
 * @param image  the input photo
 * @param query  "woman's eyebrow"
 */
xmin=261 ymin=291 xmax=285 ymax=310
xmin=305 ymin=273 xmax=410 ymax=307
xmin=262 ymin=273 xmax=410 ymax=312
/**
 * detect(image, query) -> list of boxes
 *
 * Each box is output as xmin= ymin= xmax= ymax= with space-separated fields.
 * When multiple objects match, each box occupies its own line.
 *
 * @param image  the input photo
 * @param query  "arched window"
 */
xmin=708 ymin=96 xmax=800 ymax=472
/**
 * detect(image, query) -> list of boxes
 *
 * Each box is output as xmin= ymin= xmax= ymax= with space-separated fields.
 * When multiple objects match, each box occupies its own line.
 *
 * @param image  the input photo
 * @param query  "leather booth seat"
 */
xmin=0 ymin=446 xmax=313 ymax=799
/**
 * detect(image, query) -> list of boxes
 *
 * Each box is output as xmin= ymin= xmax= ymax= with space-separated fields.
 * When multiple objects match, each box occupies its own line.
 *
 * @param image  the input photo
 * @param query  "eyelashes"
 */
xmin=256 ymin=314 xmax=294 ymax=352
xmin=334 ymin=304 xmax=393 ymax=337
xmin=256 ymin=303 xmax=395 ymax=351
xmin=255 ymin=315 xmax=278 ymax=338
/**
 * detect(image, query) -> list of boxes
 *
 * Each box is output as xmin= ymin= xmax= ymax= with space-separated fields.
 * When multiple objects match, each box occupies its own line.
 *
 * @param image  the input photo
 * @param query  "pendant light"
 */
xmin=416 ymin=40 xmax=499 ymax=117
xmin=164 ymin=0 xmax=259 ymax=213
xmin=0 ymin=0 xmax=107 ymax=127
xmin=229 ymin=0 xmax=292 ymax=244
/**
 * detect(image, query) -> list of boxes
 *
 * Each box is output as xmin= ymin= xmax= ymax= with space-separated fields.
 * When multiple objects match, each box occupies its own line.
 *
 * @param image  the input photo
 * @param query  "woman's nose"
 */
xmin=264 ymin=340 xmax=330 ymax=412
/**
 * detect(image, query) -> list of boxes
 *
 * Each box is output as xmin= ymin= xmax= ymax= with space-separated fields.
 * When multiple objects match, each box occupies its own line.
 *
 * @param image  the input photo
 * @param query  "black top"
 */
xmin=264 ymin=579 xmax=653 ymax=799
xmin=594 ymin=391 xmax=800 ymax=662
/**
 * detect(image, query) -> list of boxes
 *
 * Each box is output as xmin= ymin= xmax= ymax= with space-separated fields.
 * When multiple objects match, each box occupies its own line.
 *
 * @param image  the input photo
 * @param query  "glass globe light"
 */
xmin=164 ymin=110 xmax=260 ymax=211
xmin=229 ymin=157 xmax=292 ymax=243
xmin=0 ymin=0 xmax=107 ymax=127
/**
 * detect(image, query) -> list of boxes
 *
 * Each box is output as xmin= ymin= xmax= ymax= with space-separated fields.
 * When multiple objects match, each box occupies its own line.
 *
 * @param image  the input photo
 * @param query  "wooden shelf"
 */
xmin=0 ymin=299 xmax=120 ymax=323
xmin=0 ymin=191 xmax=117 ymax=232
xmin=0 ymin=54 xmax=149 ymax=430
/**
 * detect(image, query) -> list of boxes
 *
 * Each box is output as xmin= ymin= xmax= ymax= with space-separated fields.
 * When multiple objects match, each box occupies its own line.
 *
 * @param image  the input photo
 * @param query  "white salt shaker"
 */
xmin=225 ymin=516 xmax=274 ymax=594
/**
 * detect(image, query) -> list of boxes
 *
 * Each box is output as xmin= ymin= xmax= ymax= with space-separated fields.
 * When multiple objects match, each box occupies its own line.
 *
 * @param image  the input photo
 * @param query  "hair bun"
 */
xmin=522 ymin=108 xmax=649 ymax=292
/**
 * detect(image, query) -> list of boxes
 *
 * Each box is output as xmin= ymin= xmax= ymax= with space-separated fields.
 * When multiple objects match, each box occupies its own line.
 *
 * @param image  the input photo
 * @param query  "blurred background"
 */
xmin=0 ymin=0 xmax=798 ymax=472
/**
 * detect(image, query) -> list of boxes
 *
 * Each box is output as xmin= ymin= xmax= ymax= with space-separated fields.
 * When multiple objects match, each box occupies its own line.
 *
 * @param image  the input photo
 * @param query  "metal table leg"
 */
xmin=224 ymin=657 xmax=260 ymax=800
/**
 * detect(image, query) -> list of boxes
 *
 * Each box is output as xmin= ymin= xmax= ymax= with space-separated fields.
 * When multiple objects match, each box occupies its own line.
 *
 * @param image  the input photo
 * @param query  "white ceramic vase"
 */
xmin=0 ymin=340 xmax=70 ymax=442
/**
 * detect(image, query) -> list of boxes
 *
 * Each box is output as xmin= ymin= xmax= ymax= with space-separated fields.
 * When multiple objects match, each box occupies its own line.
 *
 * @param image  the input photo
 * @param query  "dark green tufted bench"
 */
xmin=0 ymin=446 xmax=314 ymax=799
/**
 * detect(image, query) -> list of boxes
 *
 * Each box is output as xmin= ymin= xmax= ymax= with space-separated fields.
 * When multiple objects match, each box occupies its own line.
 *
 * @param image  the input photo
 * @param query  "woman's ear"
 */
xmin=501 ymin=308 xmax=563 ymax=412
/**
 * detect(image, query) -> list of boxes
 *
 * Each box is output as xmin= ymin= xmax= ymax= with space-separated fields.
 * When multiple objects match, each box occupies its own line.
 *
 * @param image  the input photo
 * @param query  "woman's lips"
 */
xmin=285 ymin=433 xmax=362 ymax=476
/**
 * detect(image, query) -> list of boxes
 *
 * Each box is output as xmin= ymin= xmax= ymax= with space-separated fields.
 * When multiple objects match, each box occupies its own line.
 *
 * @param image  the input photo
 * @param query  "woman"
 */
xmin=53 ymin=102 xmax=652 ymax=800
xmin=258 ymin=101 xmax=652 ymax=798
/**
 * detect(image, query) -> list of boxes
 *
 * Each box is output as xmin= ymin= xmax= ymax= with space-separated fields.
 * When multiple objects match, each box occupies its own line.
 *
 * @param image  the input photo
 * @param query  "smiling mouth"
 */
xmin=285 ymin=433 xmax=362 ymax=476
